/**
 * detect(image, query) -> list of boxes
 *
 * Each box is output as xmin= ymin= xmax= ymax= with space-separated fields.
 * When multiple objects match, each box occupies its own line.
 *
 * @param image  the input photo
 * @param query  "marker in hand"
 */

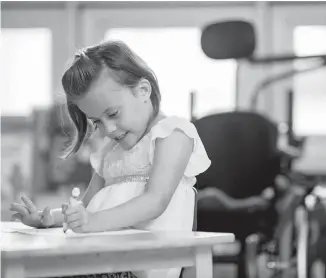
xmin=63 ymin=187 xmax=80 ymax=233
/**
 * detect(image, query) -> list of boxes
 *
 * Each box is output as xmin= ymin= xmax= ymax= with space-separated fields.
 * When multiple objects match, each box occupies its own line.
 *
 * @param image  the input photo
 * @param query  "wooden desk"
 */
xmin=1 ymin=222 xmax=234 ymax=278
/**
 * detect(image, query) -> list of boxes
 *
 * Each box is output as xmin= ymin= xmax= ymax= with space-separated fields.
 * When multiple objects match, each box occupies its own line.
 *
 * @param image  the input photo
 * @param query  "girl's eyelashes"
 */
xmin=107 ymin=110 xmax=119 ymax=118
xmin=91 ymin=119 xmax=100 ymax=128
xmin=92 ymin=119 xmax=100 ymax=125
xmin=90 ymin=110 xmax=120 ymax=125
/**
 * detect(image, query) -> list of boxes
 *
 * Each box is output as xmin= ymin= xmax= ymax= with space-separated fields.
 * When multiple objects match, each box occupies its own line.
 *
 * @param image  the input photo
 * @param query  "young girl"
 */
xmin=10 ymin=40 xmax=211 ymax=278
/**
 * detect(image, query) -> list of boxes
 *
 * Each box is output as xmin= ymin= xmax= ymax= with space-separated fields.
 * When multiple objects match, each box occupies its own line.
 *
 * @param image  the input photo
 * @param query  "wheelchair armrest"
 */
xmin=197 ymin=187 xmax=234 ymax=210
xmin=198 ymin=187 xmax=272 ymax=213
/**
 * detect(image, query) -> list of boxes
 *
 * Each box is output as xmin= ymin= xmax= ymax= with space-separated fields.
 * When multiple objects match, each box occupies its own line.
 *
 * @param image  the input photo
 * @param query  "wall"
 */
xmin=1 ymin=2 xmax=72 ymax=98
xmin=1 ymin=1 xmax=270 ymax=112
xmin=2 ymin=1 xmax=326 ymax=175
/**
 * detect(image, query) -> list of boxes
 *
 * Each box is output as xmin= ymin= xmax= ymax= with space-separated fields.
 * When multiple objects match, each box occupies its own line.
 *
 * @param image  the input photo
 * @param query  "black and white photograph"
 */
xmin=1 ymin=1 xmax=326 ymax=278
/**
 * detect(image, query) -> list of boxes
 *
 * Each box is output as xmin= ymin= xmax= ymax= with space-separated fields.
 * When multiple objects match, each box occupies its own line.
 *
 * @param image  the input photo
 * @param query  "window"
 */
xmin=1 ymin=28 xmax=52 ymax=116
xmin=293 ymin=26 xmax=326 ymax=136
xmin=105 ymin=28 xmax=237 ymax=119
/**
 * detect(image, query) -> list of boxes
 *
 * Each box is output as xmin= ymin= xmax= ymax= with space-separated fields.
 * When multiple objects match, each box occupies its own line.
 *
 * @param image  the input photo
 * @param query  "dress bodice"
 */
xmin=90 ymin=116 xmax=211 ymax=187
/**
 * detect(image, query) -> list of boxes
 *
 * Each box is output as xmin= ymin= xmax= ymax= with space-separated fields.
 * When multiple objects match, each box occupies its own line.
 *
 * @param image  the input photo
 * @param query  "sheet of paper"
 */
xmin=1 ymin=223 xmax=149 ymax=237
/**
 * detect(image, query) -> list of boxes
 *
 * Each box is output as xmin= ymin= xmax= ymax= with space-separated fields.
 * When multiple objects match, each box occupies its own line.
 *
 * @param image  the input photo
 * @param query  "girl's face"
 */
xmin=76 ymin=68 xmax=153 ymax=150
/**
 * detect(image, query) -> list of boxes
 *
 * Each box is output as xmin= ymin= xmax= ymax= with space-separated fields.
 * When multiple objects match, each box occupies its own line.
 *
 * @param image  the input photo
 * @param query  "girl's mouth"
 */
xmin=115 ymin=132 xmax=128 ymax=141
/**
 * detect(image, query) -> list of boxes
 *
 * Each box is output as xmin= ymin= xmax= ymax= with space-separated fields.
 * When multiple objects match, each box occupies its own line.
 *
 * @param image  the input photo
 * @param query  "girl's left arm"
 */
xmin=88 ymin=129 xmax=194 ymax=232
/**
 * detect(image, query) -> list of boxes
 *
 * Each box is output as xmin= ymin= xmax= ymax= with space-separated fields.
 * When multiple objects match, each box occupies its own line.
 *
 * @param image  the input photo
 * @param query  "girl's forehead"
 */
xmin=77 ymin=80 xmax=125 ymax=118
xmin=89 ymin=68 xmax=123 ymax=95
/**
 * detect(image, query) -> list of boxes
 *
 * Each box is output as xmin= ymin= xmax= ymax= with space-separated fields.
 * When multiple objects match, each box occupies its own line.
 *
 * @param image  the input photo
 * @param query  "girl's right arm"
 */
xmin=50 ymin=172 xmax=105 ymax=227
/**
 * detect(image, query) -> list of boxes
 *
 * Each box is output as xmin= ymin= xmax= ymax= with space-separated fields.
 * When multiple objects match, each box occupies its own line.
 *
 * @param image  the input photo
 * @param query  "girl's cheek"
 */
xmin=98 ymin=126 xmax=105 ymax=136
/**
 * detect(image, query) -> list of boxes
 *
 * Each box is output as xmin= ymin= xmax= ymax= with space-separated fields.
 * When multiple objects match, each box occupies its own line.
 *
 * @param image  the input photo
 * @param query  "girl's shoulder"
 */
xmin=149 ymin=115 xmax=211 ymax=177
xmin=149 ymin=115 xmax=197 ymax=138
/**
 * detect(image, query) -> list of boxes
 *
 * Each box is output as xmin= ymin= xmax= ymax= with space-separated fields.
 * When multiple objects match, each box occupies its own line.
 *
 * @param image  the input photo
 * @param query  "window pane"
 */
xmin=1 ymin=28 xmax=52 ymax=116
xmin=293 ymin=26 xmax=326 ymax=136
xmin=105 ymin=28 xmax=236 ymax=119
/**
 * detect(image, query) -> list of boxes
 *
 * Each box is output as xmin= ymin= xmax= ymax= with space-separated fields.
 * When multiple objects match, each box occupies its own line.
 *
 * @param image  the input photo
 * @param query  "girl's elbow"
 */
xmin=154 ymin=195 xmax=170 ymax=216
xmin=145 ymin=192 xmax=171 ymax=218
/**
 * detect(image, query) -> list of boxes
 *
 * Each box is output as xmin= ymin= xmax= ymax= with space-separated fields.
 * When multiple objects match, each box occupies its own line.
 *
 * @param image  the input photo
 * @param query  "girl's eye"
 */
xmin=90 ymin=110 xmax=119 ymax=126
xmin=108 ymin=110 xmax=119 ymax=118
xmin=92 ymin=119 xmax=100 ymax=126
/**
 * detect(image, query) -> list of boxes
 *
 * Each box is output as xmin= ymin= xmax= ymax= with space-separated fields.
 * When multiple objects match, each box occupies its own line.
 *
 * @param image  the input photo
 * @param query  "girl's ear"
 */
xmin=136 ymin=78 xmax=152 ymax=100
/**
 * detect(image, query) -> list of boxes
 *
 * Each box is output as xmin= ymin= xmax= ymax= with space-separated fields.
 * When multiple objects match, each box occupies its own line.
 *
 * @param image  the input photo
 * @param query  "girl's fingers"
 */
xmin=65 ymin=206 xmax=81 ymax=216
xmin=10 ymin=203 xmax=30 ymax=215
xmin=61 ymin=203 xmax=68 ymax=214
xmin=68 ymin=219 xmax=83 ymax=229
xmin=11 ymin=213 xmax=22 ymax=222
xmin=66 ymin=212 xmax=80 ymax=224
xmin=41 ymin=207 xmax=53 ymax=227
xmin=21 ymin=196 xmax=37 ymax=213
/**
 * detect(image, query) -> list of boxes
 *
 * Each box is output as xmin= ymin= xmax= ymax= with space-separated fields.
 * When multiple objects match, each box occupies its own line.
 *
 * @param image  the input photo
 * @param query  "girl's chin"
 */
xmin=117 ymin=134 xmax=134 ymax=149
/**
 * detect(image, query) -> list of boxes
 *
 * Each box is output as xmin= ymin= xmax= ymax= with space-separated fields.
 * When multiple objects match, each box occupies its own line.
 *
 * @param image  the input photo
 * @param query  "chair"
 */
xmin=179 ymin=187 xmax=198 ymax=278
xmin=193 ymin=111 xmax=284 ymax=278
xmin=192 ymin=187 xmax=198 ymax=232
xmin=245 ymin=174 xmax=325 ymax=278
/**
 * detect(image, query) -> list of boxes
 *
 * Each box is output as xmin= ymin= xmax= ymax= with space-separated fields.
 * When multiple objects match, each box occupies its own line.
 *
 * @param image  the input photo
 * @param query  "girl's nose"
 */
xmin=102 ymin=119 xmax=117 ymax=133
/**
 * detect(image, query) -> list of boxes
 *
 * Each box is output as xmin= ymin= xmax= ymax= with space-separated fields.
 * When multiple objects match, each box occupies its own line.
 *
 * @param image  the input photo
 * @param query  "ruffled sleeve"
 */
xmin=89 ymin=136 xmax=111 ymax=177
xmin=149 ymin=116 xmax=211 ymax=177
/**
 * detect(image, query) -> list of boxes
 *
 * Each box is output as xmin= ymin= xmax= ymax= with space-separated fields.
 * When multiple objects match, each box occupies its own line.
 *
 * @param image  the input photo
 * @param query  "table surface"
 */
xmin=1 ymin=222 xmax=235 ymax=259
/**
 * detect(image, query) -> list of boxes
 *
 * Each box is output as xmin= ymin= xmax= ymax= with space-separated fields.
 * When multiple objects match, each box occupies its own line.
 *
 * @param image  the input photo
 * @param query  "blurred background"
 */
xmin=1 ymin=1 xmax=326 ymax=277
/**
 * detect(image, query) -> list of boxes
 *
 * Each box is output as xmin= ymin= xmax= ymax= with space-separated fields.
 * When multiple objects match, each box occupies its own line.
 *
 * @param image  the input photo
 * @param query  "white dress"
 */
xmin=87 ymin=116 xmax=211 ymax=278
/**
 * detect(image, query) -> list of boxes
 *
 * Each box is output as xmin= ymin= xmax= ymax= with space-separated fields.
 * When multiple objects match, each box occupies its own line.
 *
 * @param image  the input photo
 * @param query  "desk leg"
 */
xmin=1 ymin=261 xmax=24 ymax=278
xmin=195 ymin=246 xmax=213 ymax=278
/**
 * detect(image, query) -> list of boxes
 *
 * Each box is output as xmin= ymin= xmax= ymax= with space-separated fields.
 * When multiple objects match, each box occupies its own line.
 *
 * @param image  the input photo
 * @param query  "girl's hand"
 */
xmin=9 ymin=196 xmax=53 ymax=228
xmin=62 ymin=202 xmax=92 ymax=233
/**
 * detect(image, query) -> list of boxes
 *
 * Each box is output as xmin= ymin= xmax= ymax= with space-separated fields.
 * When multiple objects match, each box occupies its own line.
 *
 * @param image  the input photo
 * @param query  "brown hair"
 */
xmin=61 ymin=40 xmax=161 ymax=158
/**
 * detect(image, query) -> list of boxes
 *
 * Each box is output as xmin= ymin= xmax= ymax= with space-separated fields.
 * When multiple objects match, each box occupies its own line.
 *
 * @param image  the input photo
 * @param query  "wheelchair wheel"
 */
xmin=296 ymin=195 xmax=326 ymax=278
xmin=296 ymin=206 xmax=309 ymax=278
